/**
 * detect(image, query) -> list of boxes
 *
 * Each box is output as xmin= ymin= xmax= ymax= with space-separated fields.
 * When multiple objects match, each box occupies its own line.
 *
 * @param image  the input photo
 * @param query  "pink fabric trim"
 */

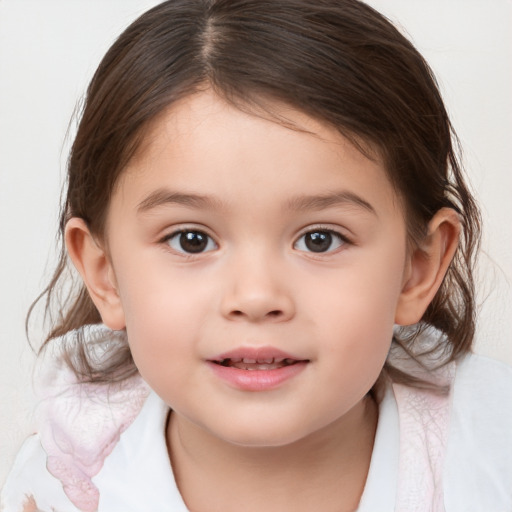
xmin=35 ymin=327 xmax=151 ymax=512
xmin=392 ymin=363 xmax=454 ymax=512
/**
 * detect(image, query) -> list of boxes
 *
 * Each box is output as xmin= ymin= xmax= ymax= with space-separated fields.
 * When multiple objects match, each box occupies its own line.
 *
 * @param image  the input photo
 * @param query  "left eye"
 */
xmin=165 ymin=230 xmax=217 ymax=254
xmin=294 ymin=230 xmax=346 ymax=253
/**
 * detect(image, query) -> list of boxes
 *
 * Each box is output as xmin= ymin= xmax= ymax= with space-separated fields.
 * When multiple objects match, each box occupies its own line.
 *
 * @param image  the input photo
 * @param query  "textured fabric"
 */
xmin=2 ymin=326 xmax=512 ymax=512
xmin=39 ymin=375 xmax=150 ymax=511
xmin=35 ymin=327 xmax=151 ymax=512
xmin=393 ymin=372 xmax=453 ymax=511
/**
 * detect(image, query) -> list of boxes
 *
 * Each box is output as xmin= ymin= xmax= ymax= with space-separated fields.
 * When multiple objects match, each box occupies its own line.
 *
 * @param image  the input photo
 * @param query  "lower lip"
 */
xmin=207 ymin=361 xmax=308 ymax=391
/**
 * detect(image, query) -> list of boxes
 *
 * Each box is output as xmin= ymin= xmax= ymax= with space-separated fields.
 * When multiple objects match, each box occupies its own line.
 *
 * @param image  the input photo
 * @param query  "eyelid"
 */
xmin=293 ymin=225 xmax=353 ymax=253
xmin=158 ymin=222 xmax=216 ymax=240
xmin=160 ymin=225 xmax=219 ymax=256
xmin=295 ymin=224 xmax=353 ymax=242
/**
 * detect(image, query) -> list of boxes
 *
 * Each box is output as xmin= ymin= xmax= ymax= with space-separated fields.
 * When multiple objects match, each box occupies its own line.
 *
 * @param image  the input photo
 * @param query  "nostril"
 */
xmin=267 ymin=310 xmax=282 ymax=317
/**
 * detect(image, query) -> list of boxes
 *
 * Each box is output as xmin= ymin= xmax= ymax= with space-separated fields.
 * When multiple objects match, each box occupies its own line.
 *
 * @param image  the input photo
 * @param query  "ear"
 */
xmin=395 ymin=208 xmax=460 ymax=326
xmin=65 ymin=218 xmax=126 ymax=330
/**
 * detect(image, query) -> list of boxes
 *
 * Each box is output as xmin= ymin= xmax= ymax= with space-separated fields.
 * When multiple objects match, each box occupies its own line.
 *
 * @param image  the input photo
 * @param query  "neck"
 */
xmin=167 ymin=395 xmax=378 ymax=512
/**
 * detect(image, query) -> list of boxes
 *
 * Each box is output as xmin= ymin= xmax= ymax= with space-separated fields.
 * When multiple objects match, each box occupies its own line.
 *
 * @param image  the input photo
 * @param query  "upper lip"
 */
xmin=209 ymin=346 xmax=308 ymax=364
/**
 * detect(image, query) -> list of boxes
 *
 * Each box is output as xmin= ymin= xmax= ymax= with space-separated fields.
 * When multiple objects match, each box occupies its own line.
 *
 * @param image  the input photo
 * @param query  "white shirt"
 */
xmin=2 ymin=354 xmax=512 ymax=512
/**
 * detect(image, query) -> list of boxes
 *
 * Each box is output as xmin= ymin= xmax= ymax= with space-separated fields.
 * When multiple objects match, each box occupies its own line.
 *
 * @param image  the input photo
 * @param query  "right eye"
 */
xmin=164 ymin=230 xmax=217 ymax=254
xmin=293 ymin=229 xmax=348 ymax=254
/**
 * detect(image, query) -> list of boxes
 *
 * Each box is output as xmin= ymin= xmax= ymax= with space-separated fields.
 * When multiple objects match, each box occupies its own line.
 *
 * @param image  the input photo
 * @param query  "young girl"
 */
xmin=2 ymin=1 xmax=511 ymax=511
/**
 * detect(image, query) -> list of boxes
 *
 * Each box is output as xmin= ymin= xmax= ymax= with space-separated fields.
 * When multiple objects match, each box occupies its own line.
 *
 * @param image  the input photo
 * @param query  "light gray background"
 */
xmin=1 ymin=0 xmax=511 ymax=487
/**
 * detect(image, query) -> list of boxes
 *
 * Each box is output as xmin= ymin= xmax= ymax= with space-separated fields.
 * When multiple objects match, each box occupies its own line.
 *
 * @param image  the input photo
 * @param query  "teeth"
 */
xmin=216 ymin=355 xmax=305 ymax=369
xmin=241 ymin=357 xmax=276 ymax=364
xmin=247 ymin=364 xmax=277 ymax=370
xmin=217 ymin=358 xmax=299 ymax=370
xmin=237 ymin=357 xmax=291 ymax=364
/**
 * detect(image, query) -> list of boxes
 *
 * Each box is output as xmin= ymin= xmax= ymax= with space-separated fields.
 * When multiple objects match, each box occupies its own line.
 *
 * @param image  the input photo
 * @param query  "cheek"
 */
xmin=113 ymin=262 xmax=216 ymax=380
xmin=305 ymin=246 xmax=407 ymax=375
xmin=114 ymin=247 xmax=213 ymax=324
xmin=309 ymin=245 xmax=406 ymax=326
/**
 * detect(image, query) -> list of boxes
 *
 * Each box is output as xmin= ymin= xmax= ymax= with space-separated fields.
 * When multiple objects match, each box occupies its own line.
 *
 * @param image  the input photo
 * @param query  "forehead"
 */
xmin=114 ymin=91 xmax=402 ymax=219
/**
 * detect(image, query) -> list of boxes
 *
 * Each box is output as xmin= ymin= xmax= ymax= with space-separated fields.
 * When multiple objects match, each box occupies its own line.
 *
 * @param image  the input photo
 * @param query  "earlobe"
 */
xmin=65 ymin=218 xmax=126 ymax=330
xmin=395 ymin=208 xmax=460 ymax=326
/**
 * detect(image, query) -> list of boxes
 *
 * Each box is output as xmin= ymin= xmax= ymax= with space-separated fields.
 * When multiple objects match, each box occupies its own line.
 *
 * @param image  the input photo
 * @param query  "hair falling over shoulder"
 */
xmin=28 ymin=0 xmax=481 ymax=387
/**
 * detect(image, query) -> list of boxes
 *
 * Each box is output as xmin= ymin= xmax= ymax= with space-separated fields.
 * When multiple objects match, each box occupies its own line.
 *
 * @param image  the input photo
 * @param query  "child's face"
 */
xmin=104 ymin=91 xmax=411 ymax=446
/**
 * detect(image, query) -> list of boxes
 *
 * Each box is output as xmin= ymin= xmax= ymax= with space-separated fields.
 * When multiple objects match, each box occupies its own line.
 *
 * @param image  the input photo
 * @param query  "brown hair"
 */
xmin=30 ymin=0 xmax=480 ymax=385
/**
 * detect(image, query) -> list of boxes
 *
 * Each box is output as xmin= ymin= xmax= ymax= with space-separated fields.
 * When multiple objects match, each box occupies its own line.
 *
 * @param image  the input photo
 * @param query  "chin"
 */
xmin=209 ymin=418 xmax=316 ymax=449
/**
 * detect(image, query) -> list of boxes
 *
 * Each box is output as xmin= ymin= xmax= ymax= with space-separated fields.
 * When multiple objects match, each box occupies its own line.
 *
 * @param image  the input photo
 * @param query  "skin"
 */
xmin=66 ymin=91 xmax=460 ymax=511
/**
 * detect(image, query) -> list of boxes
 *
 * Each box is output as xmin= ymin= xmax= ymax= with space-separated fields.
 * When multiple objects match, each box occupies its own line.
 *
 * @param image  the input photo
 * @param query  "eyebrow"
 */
xmin=137 ymin=189 xmax=223 ymax=213
xmin=286 ymin=191 xmax=377 ymax=215
xmin=137 ymin=188 xmax=376 ymax=216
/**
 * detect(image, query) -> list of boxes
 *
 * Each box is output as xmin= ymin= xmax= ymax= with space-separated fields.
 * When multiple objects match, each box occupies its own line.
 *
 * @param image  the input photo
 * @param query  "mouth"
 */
xmin=214 ymin=357 xmax=304 ymax=371
xmin=207 ymin=348 xmax=309 ymax=391
xmin=207 ymin=347 xmax=311 ymax=392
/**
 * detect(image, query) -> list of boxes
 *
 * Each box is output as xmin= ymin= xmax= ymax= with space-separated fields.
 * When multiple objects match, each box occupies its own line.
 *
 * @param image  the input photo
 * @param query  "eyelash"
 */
xmin=293 ymin=227 xmax=352 ymax=254
xmin=161 ymin=229 xmax=218 ymax=255
xmin=160 ymin=226 xmax=352 ymax=256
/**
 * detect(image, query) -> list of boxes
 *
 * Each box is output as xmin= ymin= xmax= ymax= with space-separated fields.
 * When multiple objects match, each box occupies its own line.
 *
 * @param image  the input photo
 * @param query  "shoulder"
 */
xmin=2 ymin=325 xmax=152 ymax=512
xmin=0 ymin=435 xmax=82 ymax=512
xmin=444 ymin=353 xmax=512 ymax=511
xmin=389 ymin=347 xmax=512 ymax=511
xmin=450 ymin=353 xmax=512 ymax=431
xmin=454 ymin=351 xmax=512 ymax=392
xmin=450 ymin=352 xmax=512 ymax=439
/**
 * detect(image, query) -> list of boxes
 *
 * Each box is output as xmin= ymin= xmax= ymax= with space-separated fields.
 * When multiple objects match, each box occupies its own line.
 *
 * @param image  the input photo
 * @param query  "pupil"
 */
xmin=180 ymin=231 xmax=207 ymax=253
xmin=305 ymin=231 xmax=332 ymax=252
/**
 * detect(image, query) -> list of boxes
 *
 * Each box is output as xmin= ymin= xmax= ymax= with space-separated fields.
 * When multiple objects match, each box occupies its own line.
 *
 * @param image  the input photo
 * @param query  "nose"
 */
xmin=220 ymin=251 xmax=295 ymax=323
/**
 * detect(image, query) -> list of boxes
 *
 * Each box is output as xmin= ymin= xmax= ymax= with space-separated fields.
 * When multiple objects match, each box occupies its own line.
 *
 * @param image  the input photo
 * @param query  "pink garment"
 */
xmin=393 ymin=375 xmax=453 ymax=511
xmin=390 ymin=341 xmax=455 ymax=512
xmin=35 ymin=327 xmax=151 ymax=512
